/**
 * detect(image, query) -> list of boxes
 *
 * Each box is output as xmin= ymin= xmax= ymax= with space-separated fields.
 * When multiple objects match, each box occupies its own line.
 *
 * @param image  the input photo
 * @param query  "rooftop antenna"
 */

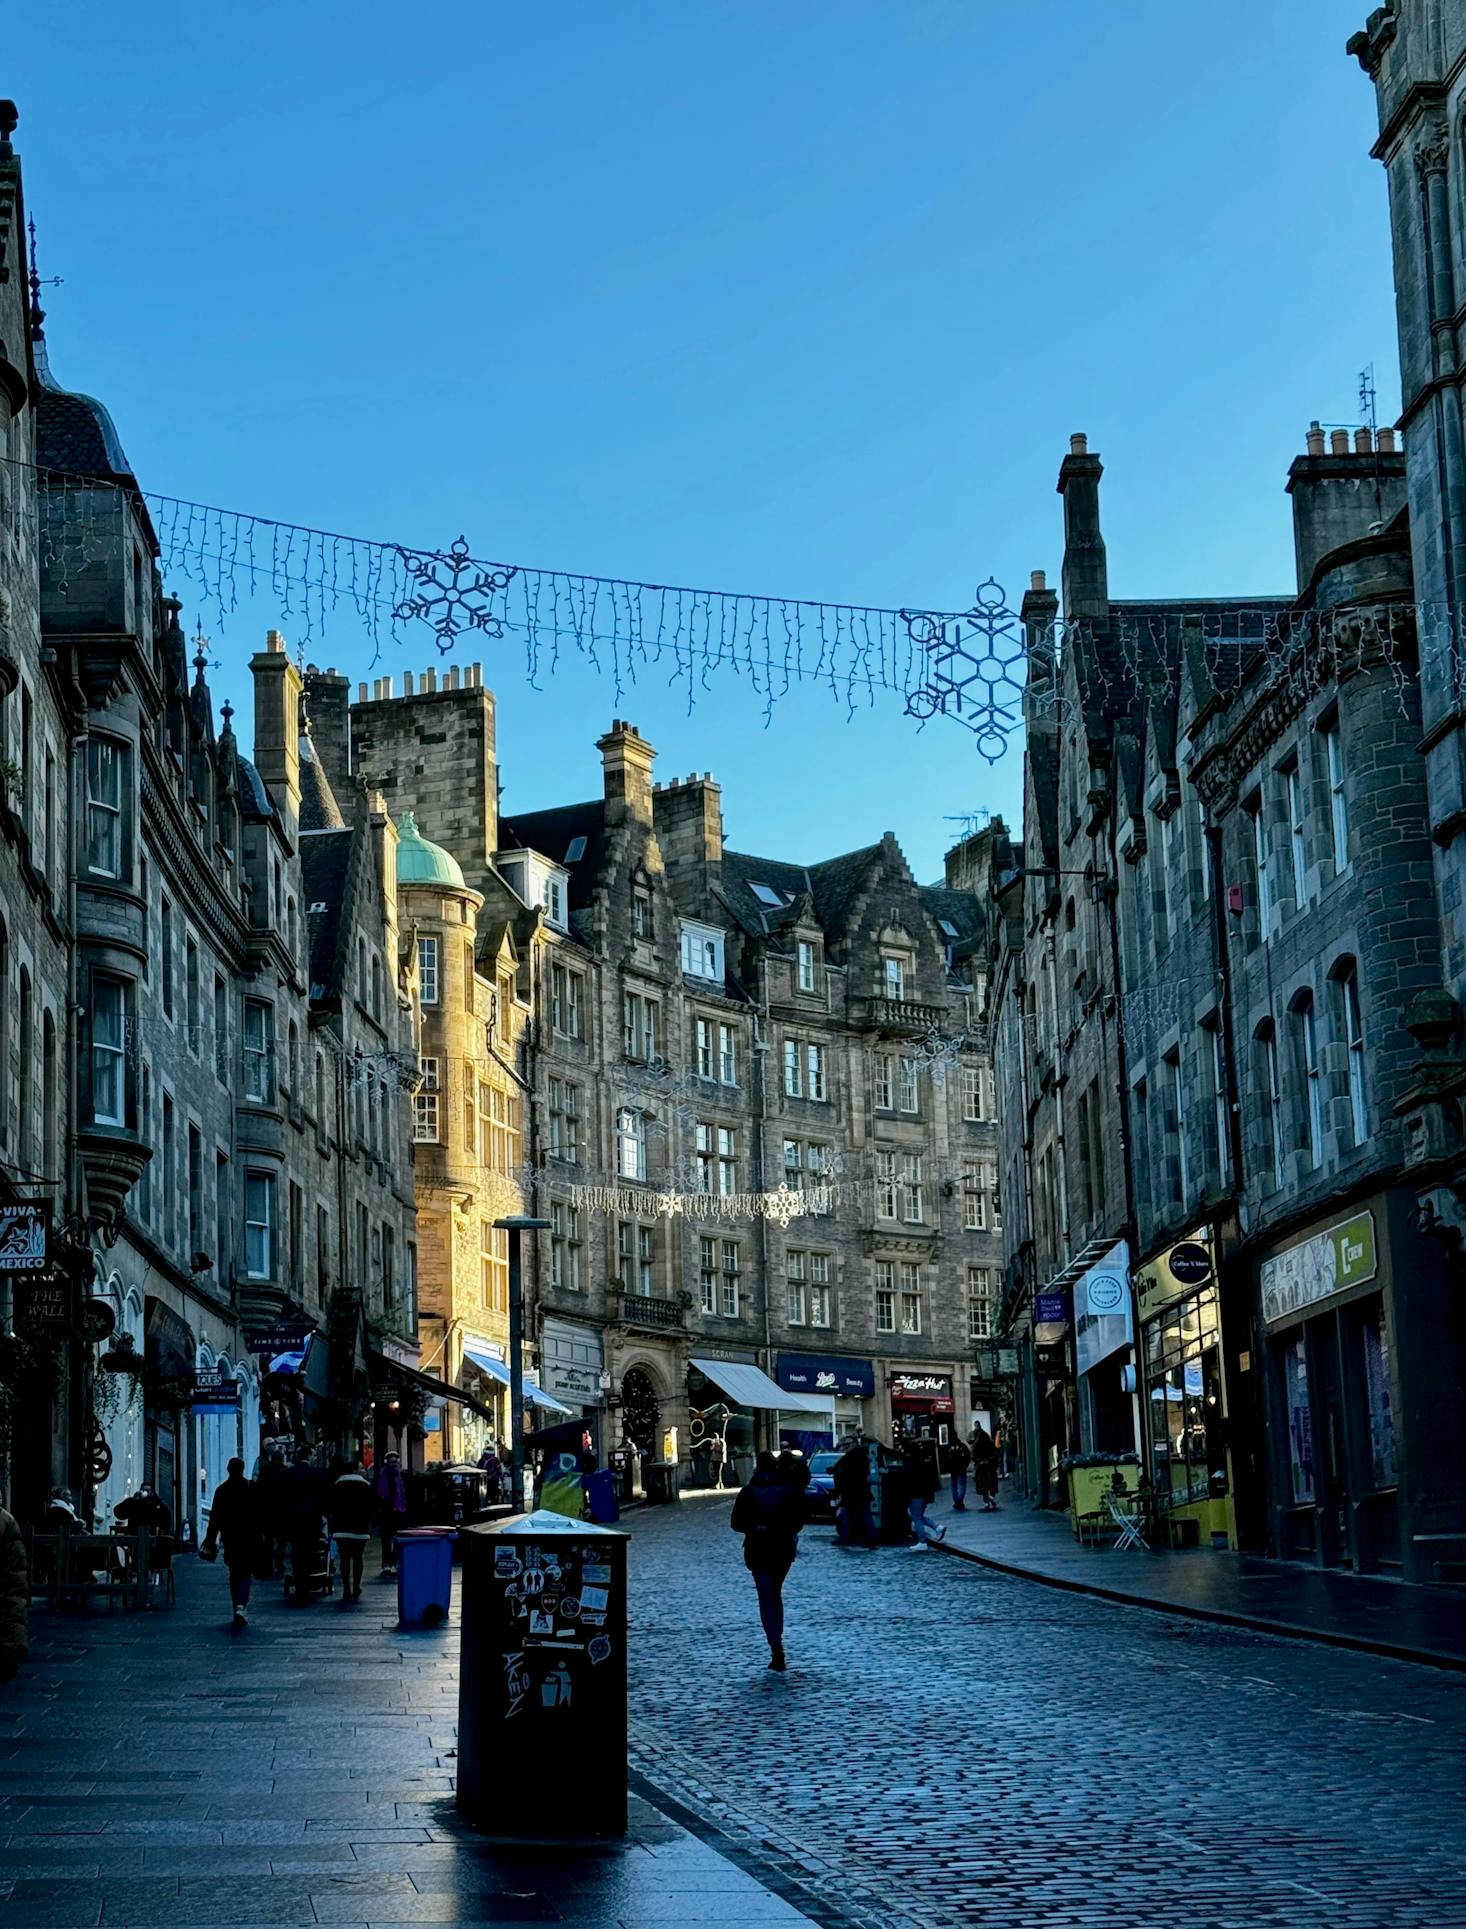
xmin=1358 ymin=364 xmax=1377 ymax=436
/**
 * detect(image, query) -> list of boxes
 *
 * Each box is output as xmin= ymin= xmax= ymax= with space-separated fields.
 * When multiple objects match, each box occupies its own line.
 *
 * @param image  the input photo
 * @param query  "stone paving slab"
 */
xmin=933 ymin=1482 xmax=1466 ymax=1666
xmin=1 ymin=1550 xmax=818 ymax=1929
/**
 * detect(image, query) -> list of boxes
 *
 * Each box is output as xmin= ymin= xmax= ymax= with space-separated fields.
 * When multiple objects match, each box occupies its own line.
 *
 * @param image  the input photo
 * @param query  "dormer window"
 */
xmin=542 ymin=870 xmax=569 ymax=931
xmin=564 ymin=835 xmax=587 ymax=864
xmin=633 ymin=891 xmax=652 ymax=940
xmin=883 ymin=955 xmax=907 ymax=999
xmin=680 ymin=921 xmax=724 ymax=982
xmin=797 ymin=939 xmax=818 ymax=993
xmin=749 ymin=881 xmax=782 ymax=909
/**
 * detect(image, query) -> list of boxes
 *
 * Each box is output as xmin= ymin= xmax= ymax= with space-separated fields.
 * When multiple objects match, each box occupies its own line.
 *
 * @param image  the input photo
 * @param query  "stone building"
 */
xmin=303 ymin=660 xmax=999 ymax=1485
xmin=996 ymin=422 xmax=1466 ymax=1580
xmin=0 ymin=103 xmax=78 ymax=1520
xmin=0 ymin=110 xmax=423 ymax=1530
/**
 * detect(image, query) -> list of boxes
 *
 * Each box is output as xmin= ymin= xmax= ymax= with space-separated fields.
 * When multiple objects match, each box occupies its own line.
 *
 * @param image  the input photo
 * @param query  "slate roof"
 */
xmin=235 ymin=754 xmax=277 ymax=821
xmin=806 ymin=843 xmax=884 ymax=935
xmin=918 ymin=885 xmax=982 ymax=946
xmin=498 ymin=800 xmax=608 ymax=912
xmin=302 ymin=830 xmax=355 ymax=998
xmin=299 ymin=733 xmax=346 ymax=833
xmin=719 ymin=849 xmax=814 ymax=935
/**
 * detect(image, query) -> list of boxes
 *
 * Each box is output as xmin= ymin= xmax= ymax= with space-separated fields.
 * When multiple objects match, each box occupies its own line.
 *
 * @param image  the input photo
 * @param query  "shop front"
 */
xmin=540 ymin=1317 xmax=607 ymax=1457
xmin=775 ymin=1353 xmax=874 ymax=1449
xmin=1255 ymin=1200 xmax=1424 ymax=1576
xmin=143 ymin=1298 xmax=196 ymax=1529
xmin=1136 ymin=1231 xmax=1234 ymax=1550
xmin=887 ymin=1369 xmax=956 ymax=1446
xmin=688 ymin=1355 xmax=833 ymax=1484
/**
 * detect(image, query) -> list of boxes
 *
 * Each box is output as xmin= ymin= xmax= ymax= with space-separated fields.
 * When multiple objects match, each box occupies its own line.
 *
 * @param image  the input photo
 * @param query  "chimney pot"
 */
xmin=403 ymin=671 xmax=414 ymax=696
xmin=424 ymin=669 xmax=437 ymax=693
xmin=357 ymin=683 xmax=369 ymax=702
xmin=1354 ymin=427 xmax=1373 ymax=454
xmin=1377 ymin=427 xmax=1397 ymax=453
xmin=1330 ymin=429 xmax=1351 ymax=455
xmin=1069 ymin=433 xmax=1088 ymax=455
xmin=1305 ymin=423 xmax=1326 ymax=456
xmin=1030 ymin=569 xmax=1047 ymax=591
xmin=266 ymin=628 xmax=286 ymax=654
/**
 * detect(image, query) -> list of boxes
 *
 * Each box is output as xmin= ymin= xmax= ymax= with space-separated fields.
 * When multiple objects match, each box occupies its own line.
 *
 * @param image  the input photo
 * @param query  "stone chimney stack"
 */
xmin=1057 ymin=432 xmax=1109 ymax=624
xmin=653 ymin=771 xmax=724 ymax=907
xmin=367 ymin=788 xmax=400 ymax=952
xmin=1287 ymin=421 xmax=1407 ymax=592
xmin=597 ymin=720 xmax=657 ymax=828
xmin=302 ymin=664 xmax=352 ymax=798
xmin=250 ymin=629 xmax=303 ymax=838
xmin=1020 ymin=568 xmax=1061 ymax=736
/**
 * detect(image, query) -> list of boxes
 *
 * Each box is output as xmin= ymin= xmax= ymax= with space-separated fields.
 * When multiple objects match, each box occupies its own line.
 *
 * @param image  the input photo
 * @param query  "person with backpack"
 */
xmin=200 ymin=1458 xmax=263 ymax=1626
xmin=729 ymin=1449 xmax=805 ymax=1671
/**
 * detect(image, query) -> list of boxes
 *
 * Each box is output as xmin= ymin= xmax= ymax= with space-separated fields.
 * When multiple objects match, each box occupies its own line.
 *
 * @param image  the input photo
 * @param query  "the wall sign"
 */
xmin=1261 ymin=1211 xmax=1377 ymax=1328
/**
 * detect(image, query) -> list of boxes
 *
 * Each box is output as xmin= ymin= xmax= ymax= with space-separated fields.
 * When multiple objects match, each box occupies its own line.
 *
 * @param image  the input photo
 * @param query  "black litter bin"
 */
xmin=643 ymin=1461 xmax=678 ymax=1506
xmin=457 ymin=1508 xmax=629 ymax=1839
xmin=876 ymin=1459 xmax=916 ymax=1542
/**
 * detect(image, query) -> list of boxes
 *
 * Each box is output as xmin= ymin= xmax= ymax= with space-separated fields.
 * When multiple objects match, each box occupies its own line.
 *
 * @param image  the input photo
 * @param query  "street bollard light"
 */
xmin=494 ymin=1215 xmax=551 ymax=1512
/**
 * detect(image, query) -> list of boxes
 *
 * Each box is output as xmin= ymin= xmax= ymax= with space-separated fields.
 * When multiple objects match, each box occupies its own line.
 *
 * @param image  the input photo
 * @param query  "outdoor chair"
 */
xmin=1102 ymin=1488 xmax=1147 ymax=1552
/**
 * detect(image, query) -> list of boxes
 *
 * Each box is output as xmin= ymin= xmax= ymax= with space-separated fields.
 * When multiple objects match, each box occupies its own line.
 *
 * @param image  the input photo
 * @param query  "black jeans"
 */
xmin=749 ymin=1562 xmax=790 ymax=1651
xmin=338 ymin=1538 xmax=366 ymax=1596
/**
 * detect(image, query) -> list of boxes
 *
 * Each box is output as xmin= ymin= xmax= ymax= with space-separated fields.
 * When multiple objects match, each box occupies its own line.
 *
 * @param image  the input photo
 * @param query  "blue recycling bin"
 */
xmin=397 ymin=1526 xmax=455 ymax=1627
xmin=585 ymin=1468 xmax=620 ymax=1524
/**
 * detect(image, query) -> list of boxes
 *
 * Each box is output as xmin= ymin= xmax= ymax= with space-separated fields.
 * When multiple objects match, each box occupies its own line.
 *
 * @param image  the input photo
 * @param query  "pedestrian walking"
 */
xmin=778 ymin=1448 xmax=812 ymax=1493
xmin=708 ymin=1432 xmax=727 ymax=1489
xmin=372 ymin=1451 xmax=408 ymax=1575
xmin=256 ymin=1446 xmax=291 ymax=1575
xmin=832 ymin=1438 xmax=878 ymax=1548
xmin=328 ymin=1461 xmax=374 ymax=1602
xmin=729 ymin=1449 xmax=805 ymax=1672
xmin=905 ymin=1445 xmax=945 ymax=1551
xmin=971 ymin=1424 xmax=1000 ymax=1510
xmin=200 ymin=1458 xmax=263 ymax=1626
xmin=945 ymin=1435 xmax=972 ymax=1511
xmin=283 ymin=1446 xmax=326 ymax=1601
xmin=0 ymin=1502 xmax=28 ymax=1684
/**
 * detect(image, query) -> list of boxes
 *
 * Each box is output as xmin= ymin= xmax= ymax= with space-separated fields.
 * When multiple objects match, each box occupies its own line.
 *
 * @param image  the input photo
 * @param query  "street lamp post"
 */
xmin=494 ymin=1215 xmax=551 ymax=1512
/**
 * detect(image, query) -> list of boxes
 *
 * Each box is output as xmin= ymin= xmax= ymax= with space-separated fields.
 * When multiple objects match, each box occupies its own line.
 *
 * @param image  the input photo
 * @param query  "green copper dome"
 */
xmin=395 ymin=812 xmax=467 ymax=890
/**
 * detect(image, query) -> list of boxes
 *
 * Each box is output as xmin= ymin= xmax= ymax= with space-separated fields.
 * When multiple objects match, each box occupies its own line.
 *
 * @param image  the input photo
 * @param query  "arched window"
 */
xmin=1253 ymin=1020 xmax=1283 ymax=1192
xmin=17 ymin=966 xmax=32 ymax=1161
xmin=371 ymin=955 xmax=382 ymax=1023
xmin=1331 ymin=958 xmax=1368 ymax=1148
xmin=1289 ymin=991 xmax=1322 ymax=1170
xmin=287 ymin=1021 xmax=300 ymax=1097
xmin=314 ymin=1051 xmax=327 ymax=1127
xmin=615 ymin=1107 xmax=646 ymax=1182
xmin=364 ymin=1068 xmax=375 ymax=1151
xmin=358 ymin=937 xmax=369 ymax=1003
xmin=42 ymin=1010 xmax=58 ymax=1178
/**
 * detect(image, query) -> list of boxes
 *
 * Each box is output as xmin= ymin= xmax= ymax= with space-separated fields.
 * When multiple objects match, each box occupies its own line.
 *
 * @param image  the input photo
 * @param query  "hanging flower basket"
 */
xmin=98 ymin=1332 xmax=145 ymax=1378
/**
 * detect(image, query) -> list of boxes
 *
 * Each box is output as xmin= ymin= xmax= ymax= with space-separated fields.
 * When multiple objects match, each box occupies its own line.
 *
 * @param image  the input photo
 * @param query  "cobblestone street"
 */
xmin=627 ymin=1496 xmax=1466 ymax=1929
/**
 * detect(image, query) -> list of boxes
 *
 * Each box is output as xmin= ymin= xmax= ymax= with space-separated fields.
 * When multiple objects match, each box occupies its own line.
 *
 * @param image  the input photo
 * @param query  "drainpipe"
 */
xmin=66 ymin=656 xmax=89 ymax=1512
xmin=753 ymin=953 xmax=773 ymax=1453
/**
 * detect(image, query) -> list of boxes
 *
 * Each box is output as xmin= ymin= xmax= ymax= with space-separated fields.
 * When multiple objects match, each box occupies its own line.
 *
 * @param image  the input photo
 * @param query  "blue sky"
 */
xmin=7 ymin=1 xmax=1395 ymax=879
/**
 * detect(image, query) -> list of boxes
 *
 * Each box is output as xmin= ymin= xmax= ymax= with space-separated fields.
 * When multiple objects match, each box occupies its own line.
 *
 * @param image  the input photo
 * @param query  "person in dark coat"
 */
xmin=256 ymin=1446 xmax=292 ymax=1575
xmin=832 ymin=1439 xmax=878 ymax=1548
xmin=372 ymin=1452 xmax=408 ymax=1576
xmin=971 ymin=1425 xmax=1000 ymax=1510
xmin=283 ymin=1448 xmax=326 ymax=1601
xmin=729 ymin=1450 xmax=805 ymax=1672
xmin=0 ymin=1504 xmax=28 ymax=1683
xmin=201 ymin=1459 xmax=262 ymax=1625
xmin=328 ymin=1463 xmax=374 ymax=1602
xmin=944 ymin=1435 xmax=972 ymax=1511
xmin=905 ymin=1445 xmax=945 ymax=1551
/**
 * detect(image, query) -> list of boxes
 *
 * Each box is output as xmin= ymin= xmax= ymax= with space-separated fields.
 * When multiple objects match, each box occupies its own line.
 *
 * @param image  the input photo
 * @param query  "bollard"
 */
xmin=457 ymin=1509 xmax=629 ymax=1839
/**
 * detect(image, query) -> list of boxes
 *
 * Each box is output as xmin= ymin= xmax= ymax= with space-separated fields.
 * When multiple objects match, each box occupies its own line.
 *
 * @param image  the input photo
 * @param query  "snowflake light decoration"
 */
xmin=901 ymin=579 xmax=1031 ymax=763
xmin=394 ymin=538 xmax=518 ymax=652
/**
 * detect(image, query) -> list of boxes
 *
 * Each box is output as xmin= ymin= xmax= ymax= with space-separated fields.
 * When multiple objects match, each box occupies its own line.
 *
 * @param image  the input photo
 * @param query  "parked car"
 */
xmin=804 ymin=1451 xmax=840 ymax=1523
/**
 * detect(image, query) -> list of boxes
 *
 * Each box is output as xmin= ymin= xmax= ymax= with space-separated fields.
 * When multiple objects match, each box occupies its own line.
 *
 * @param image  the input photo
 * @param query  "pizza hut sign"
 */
xmin=890 ymin=1372 xmax=953 ymax=1400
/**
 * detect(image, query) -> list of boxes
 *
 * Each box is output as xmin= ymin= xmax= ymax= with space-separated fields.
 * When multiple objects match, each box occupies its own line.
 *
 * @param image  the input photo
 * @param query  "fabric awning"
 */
xmin=369 ymin=1350 xmax=497 ymax=1423
xmin=462 ymin=1346 xmax=572 ymax=1415
xmin=690 ymin=1357 xmax=833 ymax=1415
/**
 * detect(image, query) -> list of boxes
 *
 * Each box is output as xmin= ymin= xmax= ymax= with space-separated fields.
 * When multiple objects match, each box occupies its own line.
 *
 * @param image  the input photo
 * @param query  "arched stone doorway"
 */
xmin=620 ymin=1367 xmax=660 ymax=1454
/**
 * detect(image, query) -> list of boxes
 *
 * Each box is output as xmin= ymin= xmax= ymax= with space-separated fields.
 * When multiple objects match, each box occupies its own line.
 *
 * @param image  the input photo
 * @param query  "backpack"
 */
xmin=734 ymin=1478 xmax=798 ymax=1544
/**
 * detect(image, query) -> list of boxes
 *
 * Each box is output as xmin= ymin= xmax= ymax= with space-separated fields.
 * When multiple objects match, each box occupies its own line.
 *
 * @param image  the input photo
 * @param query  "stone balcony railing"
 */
xmin=612 ymin=1290 xmax=687 ymax=1333
xmin=851 ymin=996 xmax=947 ymax=1037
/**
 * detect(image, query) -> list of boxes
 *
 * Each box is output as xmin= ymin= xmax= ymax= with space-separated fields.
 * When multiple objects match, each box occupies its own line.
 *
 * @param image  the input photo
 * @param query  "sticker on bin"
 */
xmin=583 ymin=1564 xmax=612 ymax=1584
xmin=588 ymin=1635 xmax=612 ymax=1665
xmin=579 ymin=1585 xmax=609 ymax=1611
xmin=561 ymin=1597 xmax=581 ymax=1618
xmin=494 ymin=1550 xmax=521 ymax=1577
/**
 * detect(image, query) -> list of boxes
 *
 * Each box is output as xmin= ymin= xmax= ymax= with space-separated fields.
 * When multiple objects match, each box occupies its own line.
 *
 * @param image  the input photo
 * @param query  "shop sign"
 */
xmin=0 ymin=1202 xmax=49 ymax=1273
xmin=1261 ymin=1211 xmax=1377 ymax=1329
xmin=22 ymin=1274 xmax=68 ymax=1328
xmin=971 ymin=1343 xmax=1019 ymax=1380
xmin=76 ymin=1300 xmax=117 ymax=1344
xmin=890 ymin=1371 xmax=953 ymax=1403
xmin=1136 ymin=1229 xmax=1215 ymax=1324
xmin=1035 ymin=1291 xmax=1070 ymax=1326
xmin=192 ymin=1368 xmax=239 ymax=1410
xmin=244 ymin=1321 xmax=314 ymax=1355
xmin=541 ymin=1318 xmax=606 ymax=1406
xmin=777 ymin=1353 xmax=876 ymax=1398
xmin=1077 ymin=1241 xmax=1132 ymax=1378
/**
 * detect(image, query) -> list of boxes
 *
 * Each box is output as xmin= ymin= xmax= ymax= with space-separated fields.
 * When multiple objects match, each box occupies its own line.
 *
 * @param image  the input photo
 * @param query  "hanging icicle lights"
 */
xmin=15 ymin=457 xmax=1435 ymax=763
